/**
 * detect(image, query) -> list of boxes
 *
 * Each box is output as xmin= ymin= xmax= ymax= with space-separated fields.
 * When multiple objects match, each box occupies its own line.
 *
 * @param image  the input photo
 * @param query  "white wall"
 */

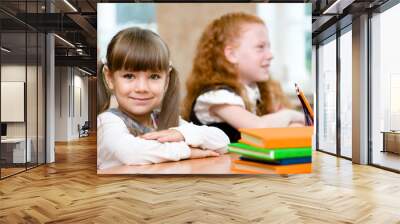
xmin=257 ymin=4 xmax=312 ymax=95
xmin=55 ymin=66 xmax=69 ymax=141
xmin=1 ymin=82 xmax=24 ymax=122
xmin=54 ymin=67 xmax=89 ymax=141
xmin=72 ymin=73 xmax=89 ymax=138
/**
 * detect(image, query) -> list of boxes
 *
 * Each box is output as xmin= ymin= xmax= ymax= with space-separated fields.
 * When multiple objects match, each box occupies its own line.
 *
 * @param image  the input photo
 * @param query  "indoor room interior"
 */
xmin=0 ymin=0 xmax=400 ymax=223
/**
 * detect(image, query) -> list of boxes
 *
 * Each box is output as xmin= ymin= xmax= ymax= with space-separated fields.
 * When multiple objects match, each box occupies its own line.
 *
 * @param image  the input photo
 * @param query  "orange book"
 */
xmin=239 ymin=127 xmax=314 ymax=149
xmin=231 ymin=159 xmax=312 ymax=174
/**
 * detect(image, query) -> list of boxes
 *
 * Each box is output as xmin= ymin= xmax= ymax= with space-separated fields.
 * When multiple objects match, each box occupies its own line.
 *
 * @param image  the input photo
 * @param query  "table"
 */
xmin=381 ymin=131 xmax=400 ymax=154
xmin=98 ymin=153 xmax=243 ymax=174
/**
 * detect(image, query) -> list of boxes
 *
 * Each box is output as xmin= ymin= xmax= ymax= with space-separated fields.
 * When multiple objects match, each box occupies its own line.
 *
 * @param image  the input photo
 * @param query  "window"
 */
xmin=97 ymin=3 xmax=157 ymax=61
xmin=371 ymin=3 xmax=400 ymax=171
xmin=339 ymin=29 xmax=352 ymax=158
xmin=0 ymin=1 xmax=46 ymax=179
xmin=257 ymin=3 xmax=312 ymax=95
xmin=317 ymin=37 xmax=337 ymax=154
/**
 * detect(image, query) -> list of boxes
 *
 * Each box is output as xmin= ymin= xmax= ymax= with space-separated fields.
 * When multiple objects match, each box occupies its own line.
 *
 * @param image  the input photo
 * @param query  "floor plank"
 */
xmin=1 ymin=135 xmax=400 ymax=223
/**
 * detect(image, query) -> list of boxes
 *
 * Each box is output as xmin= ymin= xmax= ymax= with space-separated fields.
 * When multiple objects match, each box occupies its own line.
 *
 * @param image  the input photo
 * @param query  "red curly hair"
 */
xmin=182 ymin=12 xmax=292 ymax=120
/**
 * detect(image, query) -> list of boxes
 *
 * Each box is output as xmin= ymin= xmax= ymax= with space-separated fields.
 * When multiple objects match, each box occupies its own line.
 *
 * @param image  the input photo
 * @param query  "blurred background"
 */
xmin=97 ymin=3 xmax=312 ymax=108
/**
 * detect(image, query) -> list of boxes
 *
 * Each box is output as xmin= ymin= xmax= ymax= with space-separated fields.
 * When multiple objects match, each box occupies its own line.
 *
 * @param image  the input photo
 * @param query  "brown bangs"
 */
xmin=107 ymin=28 xmax=170 ymax=73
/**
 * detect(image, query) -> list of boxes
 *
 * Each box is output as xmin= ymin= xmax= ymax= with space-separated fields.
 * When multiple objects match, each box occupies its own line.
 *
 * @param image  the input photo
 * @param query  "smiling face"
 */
xmin=225 ymin=23 xmax=273 ymax=85
xmin=105 ymin=68 xmax=168 ymax=121
xmin=103 ymin=27 xmax=174 ymax=125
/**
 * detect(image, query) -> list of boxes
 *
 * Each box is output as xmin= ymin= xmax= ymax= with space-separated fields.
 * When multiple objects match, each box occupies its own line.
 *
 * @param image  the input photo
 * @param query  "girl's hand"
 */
xmin=140 ymin=129 xmax=185 ymax=143
xmin=189 ymin=148 xmax=220 ymax=159
xmin=281 ymin=109 xmax=305 ymax=125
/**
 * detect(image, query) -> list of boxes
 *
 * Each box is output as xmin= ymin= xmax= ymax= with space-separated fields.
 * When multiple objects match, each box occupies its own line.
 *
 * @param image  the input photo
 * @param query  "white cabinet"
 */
xmin=1 ymin=138 xmax=32 ymax=163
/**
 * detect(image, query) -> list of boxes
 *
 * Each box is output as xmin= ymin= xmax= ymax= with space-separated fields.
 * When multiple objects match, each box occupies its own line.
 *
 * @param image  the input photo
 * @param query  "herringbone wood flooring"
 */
xmin=1 ymin=135 xmax=400 ymax=223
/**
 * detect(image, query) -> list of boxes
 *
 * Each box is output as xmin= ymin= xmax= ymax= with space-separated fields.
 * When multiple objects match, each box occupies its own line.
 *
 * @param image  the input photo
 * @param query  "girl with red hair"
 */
xmin=182 ymin=12 xmax=304 ymax=142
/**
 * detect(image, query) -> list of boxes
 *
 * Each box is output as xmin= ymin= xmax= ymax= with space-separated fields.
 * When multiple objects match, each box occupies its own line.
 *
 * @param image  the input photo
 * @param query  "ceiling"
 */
xmin=1 ymin=0 xmax=97 ymax=73
xmin=0 ymin=0 xmax=395 ymax=75
xmin=311 ymin=0 xmax=390 ymax=43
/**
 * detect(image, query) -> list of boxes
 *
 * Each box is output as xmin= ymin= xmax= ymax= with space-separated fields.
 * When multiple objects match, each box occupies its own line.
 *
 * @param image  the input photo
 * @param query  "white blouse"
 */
xmin=193 ymin=84 xmax=260 ymax=124
xmin=97 ymin=112 xmax=229 ymax=170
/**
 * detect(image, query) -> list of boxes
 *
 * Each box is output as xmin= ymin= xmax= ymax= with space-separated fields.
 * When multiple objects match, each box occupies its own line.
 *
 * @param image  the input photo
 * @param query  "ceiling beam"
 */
xmin=66 ymin=13 xmax=96 ymax=46
xmin=55 ymin=55 xmax=96 ymax=71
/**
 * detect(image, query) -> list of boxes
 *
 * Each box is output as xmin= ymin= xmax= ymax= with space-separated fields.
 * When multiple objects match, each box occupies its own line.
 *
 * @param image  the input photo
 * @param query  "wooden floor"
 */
xmin=1 ymin=135 xmax=400 ymax=223
xmin=1 ymin=167 xmax=26 ymax=177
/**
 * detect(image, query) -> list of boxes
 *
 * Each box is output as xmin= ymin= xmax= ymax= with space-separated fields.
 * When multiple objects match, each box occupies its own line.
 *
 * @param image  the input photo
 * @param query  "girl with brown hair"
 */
xmin=97 ymin=27 xmax=229 ymax=170
xmin=182 ymin=12 xmax=305 ymax=142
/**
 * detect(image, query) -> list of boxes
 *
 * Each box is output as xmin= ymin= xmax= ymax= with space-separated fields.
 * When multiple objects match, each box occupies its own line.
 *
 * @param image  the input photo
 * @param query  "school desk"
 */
xmin=97 ymin=153 xmax=242 ymax=174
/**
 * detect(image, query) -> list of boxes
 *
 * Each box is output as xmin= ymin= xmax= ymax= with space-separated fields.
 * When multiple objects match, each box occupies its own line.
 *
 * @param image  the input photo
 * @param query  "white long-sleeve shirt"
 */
xmin=194 ymin=84 xmax=260 ymax=124
xmin=97 ymin=111 xmax=229 ymax=170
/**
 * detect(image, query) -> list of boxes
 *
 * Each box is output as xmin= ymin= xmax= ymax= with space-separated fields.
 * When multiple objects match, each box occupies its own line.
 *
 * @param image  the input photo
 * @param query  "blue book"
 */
xmin=240 ymin=156 xmax=312 ymax=165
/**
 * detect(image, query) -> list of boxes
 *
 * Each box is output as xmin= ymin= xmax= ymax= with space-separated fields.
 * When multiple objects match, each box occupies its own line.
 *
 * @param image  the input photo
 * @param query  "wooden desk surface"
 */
xmin=98 ymin=153 xmax=242 ymax=174
xmin=1 ymin=138 xmax=26 ymax=143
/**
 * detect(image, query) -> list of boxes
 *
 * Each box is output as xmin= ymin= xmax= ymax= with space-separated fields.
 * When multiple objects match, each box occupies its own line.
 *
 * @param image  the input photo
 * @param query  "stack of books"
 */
xmin=228 ymin=127 xmax=314 ymax=174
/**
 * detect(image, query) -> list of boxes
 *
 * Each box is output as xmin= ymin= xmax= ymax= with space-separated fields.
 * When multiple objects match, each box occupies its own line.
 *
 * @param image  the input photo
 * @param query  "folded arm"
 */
xmin=172 ymin=118 xmax=230 ymax=154
xmin=97 ymin=113 xmax=191 ymax=167
xmin=209 ymin=105 xmax=305 ymax=129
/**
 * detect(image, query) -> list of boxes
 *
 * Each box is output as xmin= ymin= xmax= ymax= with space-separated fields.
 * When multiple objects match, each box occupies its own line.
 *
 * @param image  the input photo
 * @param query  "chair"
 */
xmin=78 ymin=121 xmax=90 ymax=138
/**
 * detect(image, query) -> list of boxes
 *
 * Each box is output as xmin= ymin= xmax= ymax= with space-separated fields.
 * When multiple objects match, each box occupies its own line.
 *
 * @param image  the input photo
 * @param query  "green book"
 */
xmin=228 ymin=142 xmax=312 ymax=160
